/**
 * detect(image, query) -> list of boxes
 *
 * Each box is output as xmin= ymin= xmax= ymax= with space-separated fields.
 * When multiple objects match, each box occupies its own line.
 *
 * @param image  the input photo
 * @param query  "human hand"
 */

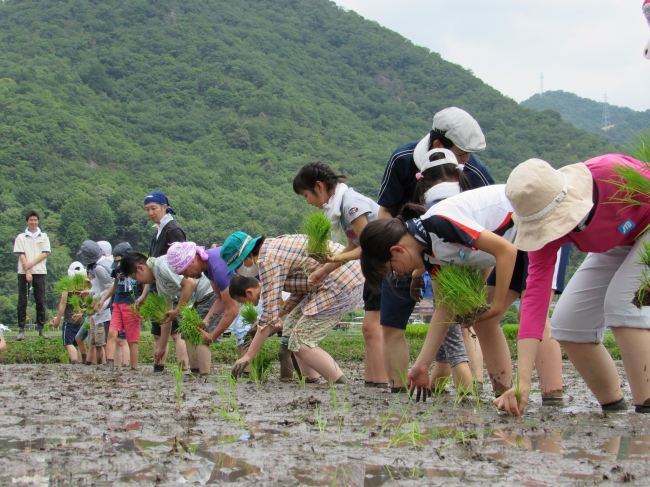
xmin=407 ymin=363 xmax=432 ymax=402
xmin=231 ymin=356 xmax=251 ymax=379
xmin=410 ymin=275 xmax=424 ymax=303
xmin=71 ymin=313 xmax=83 ymax=321
xmin=24 ymin=261 xmax=33 ymax=270
xmin=161 ymin=309 xmax=179 ymax=325
xmin=474 ymin=303 xmax=501 ymax=324
xmin=308 ymin=267 xmax=328 ymax=287
xmin=95 ymin=300 xmax=103 ymax=312
xmin=134 ymin=296 xmax=145 ymax=309
xmin=241 ymin=325 xmax=257 ymax=350
xmin=200 ymin=328 xmax=214 ymax=345
xmin=78 ymin=290 xmax=90 ymax=297
xmin=153 ymin=347 xmax=165 ymax=361
xmin=25 ymin=271 xmax=33 ymax=283
xmin=51 ymin=317 xmax=61 ymax=328
xmin=494 ymin=384 xmax=530 ymax=416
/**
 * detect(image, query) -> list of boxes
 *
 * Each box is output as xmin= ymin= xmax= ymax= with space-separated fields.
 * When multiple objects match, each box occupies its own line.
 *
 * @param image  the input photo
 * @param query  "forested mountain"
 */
xmin=0 ymin=0 xmax=614 ymax=319
xmin=522 ymin=91 xmax=650 ymax=146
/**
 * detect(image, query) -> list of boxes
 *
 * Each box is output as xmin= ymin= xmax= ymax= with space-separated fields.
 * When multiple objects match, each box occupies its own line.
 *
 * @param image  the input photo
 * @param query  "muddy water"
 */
xmin=0 ymin=362 xmax=648 ymax=485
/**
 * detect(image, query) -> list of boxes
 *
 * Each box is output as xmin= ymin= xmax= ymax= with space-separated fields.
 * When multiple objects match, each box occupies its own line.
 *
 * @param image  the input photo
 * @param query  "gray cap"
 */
xmin=111 ymin=242 xmax=133 ymax=269
xmin=76 ymin=240 xmax=103 ymax=266
xmin=432 ymin=107 xmax=486 ymax=152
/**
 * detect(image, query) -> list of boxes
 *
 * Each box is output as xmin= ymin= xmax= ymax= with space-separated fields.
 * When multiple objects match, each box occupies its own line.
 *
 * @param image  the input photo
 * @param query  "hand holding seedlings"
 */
xmin=153 ymin=346 xmax=166 ymax=361
xmin=308 ymin=266 xmax=328 ymax=287
xmin=160 ymin=308 xmax=179 ymax=325
xmin=407 ymin=363 xmax=432 ymax=402
xmin=200 ymin=328 xmax=214 ymax=345
xmin=494 ymin=381 xmax=530 ymax=417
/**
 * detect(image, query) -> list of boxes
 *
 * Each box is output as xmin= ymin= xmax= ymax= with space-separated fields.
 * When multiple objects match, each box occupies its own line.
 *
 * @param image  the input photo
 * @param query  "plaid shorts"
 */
xmin=89 ymin=323 xmax=106 ymax=347
xmin=282 ymin=305 xmax=341 ymax=352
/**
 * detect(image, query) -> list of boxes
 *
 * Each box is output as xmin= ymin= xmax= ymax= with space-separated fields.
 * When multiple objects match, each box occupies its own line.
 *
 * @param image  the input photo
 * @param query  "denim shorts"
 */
xmin=380 ymin=277 xmax=416 ymax=330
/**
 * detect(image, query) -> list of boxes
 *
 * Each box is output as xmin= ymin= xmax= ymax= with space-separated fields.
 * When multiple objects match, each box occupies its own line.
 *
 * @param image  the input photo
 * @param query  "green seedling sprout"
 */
xmin=177 ymin=304 xmax=204 ymax=346
xmin=314 ymin=405 xmax=327 ymax=436
xmin=212 ymin=375 xmax=248 ymax=427
xmin=515 ymin=371 xmax=522 ymax=408
xmin=453 ymin=382 xmax=471 ymax=409
xmin=240 ymin=302 xmax=258 ymax=326
xmin=295 ymin=369 xmax=306 ymax=390
xmin=54 ymin=273 xmax=88 ymax=294
xmin=472 ymin=379 xmax=483 ymax=411
xmin=249 ymin=353 xmax=272 ymax=385
xmin=67 ymin=294 xmax=83 ymax=313
xmin=328 ymin=379 xmax=349 ymax=442
xmin=302 ymin=212 xmax=331 ymax=259
xmin=432 ymin=375 xmax=450 ymax=396
xmin=82 ymin=318 xmax=90 ymax=331
xmin=84 ymin=295 xmax=94 ymax=309
xmin=174 ymin=362 xmax=183 ymax=411
xmin=135 ymin=293 xmax=170 ymax=323
xmin=434 ymin=265 xmax=489 ymax=326
xmin=633 ymin=241 xmax=650 ymax=309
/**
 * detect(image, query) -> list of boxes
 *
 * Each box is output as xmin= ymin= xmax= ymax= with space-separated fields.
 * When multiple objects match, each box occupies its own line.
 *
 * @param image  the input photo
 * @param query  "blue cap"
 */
xmin=143 ymin=190 xmax=176 ymax=215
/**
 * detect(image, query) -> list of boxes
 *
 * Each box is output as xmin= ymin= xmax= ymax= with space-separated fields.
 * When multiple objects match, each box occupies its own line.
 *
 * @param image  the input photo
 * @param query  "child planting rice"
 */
xmin=221 ymin=231 xmax=364 ymax=384
xmin=496 ymin=154 xmax=650 ymax=416
xmin=293 ymin=161 xmax=388 ymax=387
xmin=165 ymin=241 xmax=241 ymax=376
xmin=51 ymin=262 xmax=87 ymax=364
xmin=97 ymin=243 xmax=142 ymax=370
xmin=120 ymin=252 xmax=213 ymax=375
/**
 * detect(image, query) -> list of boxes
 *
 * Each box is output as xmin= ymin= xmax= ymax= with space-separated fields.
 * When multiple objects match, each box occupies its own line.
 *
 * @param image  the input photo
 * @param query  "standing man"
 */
xmin=142 ymin=190 xmax=188 ymax=371
xmin=376 ymin=107 xmax=494 ymax=392
xmin=13 ymin=211 xmax=51 ymax=340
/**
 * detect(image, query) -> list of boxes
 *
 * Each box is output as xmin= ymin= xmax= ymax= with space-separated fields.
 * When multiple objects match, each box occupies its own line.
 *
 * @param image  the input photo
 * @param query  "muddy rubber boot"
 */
xmin=17 ymin=328 xmax=25 ymax=341
xmin=601 ymin=397 xmax=628 ymax=412
xmin=38 ymin=328 xmax=50 ymax=339
xmin=278 ymin=341 xmax=295 ymax=380
xmin=635 ymin=398 xmax=650 ymax=413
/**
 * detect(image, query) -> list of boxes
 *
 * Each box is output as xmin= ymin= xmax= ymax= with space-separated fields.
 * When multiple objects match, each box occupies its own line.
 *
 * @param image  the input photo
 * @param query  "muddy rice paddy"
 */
xmin=1 ymin=362 xmax=649 ymax=486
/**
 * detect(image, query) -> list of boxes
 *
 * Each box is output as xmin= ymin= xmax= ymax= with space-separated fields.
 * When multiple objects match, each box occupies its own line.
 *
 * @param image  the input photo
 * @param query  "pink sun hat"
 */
xmin=167 ymin=242 xmax=209 ymax=274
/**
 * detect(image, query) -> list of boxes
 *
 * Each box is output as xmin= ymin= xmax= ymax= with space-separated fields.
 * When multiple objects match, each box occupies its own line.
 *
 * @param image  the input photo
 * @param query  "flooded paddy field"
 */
xmin=1 ymin=362 xmax=649 ymax=486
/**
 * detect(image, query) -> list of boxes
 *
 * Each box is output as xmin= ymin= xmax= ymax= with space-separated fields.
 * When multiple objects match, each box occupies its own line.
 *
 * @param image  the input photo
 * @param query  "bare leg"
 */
xmin=153 ymin=336 xmax=169 ymax=366
xmin=196 ymin=344 xmax=211 ymax=375
xmin=295 ymin=355 xmax=320 ymax=380
xmin=473 ymin=287 xmax=518 ymax=396
xmin=463 ymin=328 xmax=484 ymax=382
xmin=610 ymin=327 xmax=650 ymax=406
xmin=186 ymin=344 xmax=198 ymax=369
xmin=118 ymin=339 xmax=130 ymax=366
xmin=65 ymin=344 xmax=78 ymax=363
xmin=382 ymin=326 xmax=410 ymax=389
xmin=430 ymin=361 xmax=451 ymax=388
xmin=451 ymin=362 xmax=473 ymax=391
xmin=105 ymin=329 xmax=119 ymax=361
xmin=88 ymin=346 xmax=96 ymax=364
xmin=128 ymin=342 xmax=139 ymax=370
xmin=362 ymin=311 xmax=387 ymax=383
xmin=171 ymin=333 xmax=188 ymax=369
xmin=293 ymin=345 xmax=343 ymax=382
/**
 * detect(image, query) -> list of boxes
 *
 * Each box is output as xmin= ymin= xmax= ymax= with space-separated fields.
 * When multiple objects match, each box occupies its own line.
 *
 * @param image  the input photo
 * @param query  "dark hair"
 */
xmin=412 ymin=154 xmax=472 ymax=205
xmin=228 ymin=274 xmax=260 ymax=299
xmin=251 ymin=236 xmax=266 ymax=257
xmin=292 ymin=161 xmax=347 ymax=195
xmin=120 ymin=252 xmax=148 ymax=276
xmin=25 ymin=211 xmax=40 ymax=222
xmin=429 ymin=130 xmax=454 ymax=150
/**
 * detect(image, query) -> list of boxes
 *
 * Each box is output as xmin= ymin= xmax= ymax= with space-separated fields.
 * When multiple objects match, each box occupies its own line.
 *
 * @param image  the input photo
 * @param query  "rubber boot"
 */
xmin=38 ymin=328 xmax=50 ymax=339
xmin=17 ymin=327 xmax=25 ymax=341
xmin=278 ymin=340 xmax=295 ymax=380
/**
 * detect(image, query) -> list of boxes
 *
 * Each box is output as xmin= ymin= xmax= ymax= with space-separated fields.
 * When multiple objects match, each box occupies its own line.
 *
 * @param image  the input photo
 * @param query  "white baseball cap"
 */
xmin=432 ymin=107 xmax=486 ymax=152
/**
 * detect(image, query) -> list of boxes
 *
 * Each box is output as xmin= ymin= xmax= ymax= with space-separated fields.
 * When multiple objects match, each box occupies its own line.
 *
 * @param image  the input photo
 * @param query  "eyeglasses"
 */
xmin=450 ymin=147 xmax=470 ymax=159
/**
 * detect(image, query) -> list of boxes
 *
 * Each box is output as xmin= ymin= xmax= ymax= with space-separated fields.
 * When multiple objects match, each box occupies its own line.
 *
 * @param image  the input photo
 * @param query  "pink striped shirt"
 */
xmin=519 ymin=154 xmax=650 ymax=340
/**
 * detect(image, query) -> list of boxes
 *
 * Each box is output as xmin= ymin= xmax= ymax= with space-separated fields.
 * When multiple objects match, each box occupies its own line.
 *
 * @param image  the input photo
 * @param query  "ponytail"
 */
xmin=293 ymin=161 xmax=347 ymax=195
xmin=412 ymin=153 xmax=472 ymax=205
xmin=359 ymin=218 xmax=409 ymax=290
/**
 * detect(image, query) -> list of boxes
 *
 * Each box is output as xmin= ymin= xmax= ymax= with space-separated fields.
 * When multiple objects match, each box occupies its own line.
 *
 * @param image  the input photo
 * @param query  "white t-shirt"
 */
xmin=340 ymin=188 xmax=379 ymax=246
xmin=406 ymin=185 xmax=516 ymax=270
xmin=152 ymin=255 xmax=212 ymax=302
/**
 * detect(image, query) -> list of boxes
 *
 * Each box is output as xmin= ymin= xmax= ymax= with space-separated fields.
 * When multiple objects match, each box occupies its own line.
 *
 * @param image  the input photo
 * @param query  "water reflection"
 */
xmin=291 ymin=464 xmax=454 ymax=487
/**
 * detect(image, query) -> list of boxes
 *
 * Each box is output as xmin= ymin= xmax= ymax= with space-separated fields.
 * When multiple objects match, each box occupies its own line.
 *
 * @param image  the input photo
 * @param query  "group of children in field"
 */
xmin=36 ymin=99 xmax=650 ymax=416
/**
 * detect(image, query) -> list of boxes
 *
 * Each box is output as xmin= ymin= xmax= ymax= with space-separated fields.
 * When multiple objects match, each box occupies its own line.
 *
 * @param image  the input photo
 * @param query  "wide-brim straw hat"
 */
xmin=506 ymin=159 xmax=593 ymax=251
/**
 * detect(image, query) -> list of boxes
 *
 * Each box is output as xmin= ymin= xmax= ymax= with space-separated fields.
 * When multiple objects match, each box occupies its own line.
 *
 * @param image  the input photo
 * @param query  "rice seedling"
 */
xmin=82 ymin=318 xmax=90 ymax=331
xmin=177 ymin=304 xmax=204 ymax=346
xmin=54 ymin=273 xmax=88 ymax=294
xmin=328 ymin=380 xmax=349 ymax=442
xmin=432 ymin=375 xmax=450 ymax=396
xmin=314 ymin=405 xmax=327 ymax=435
xmin=174 ymin=362 xmax=183 ymax=411
xmin=295 ymin=369 xmax=306 ymax=390
xmin=633 ymin=241 xmax=650 ymax=309
xmin=240 ymin=302 xmax=258 ymax=326
xmin=387 ymin=421 xmax=430 ymax=448
xmin=302 ymin=212 xmax=331 ymax=259
xmin=629 ymin=129 xmax=650 ymax=163
xmin=249 ymin=353 xmax=272 ymax=385
xmin=434 ymin=265 xmax=489 ymax=326
xmin=212 ymin=375 xmax=248 ymax=427
xmin=84 ymin=295 xmax=94 ymax=310
xmin=67 ymin=294 xmax=83 ymax=313
xmin=134 ymin=293 xmax=170 ymax=323
xmin=514 ymin=371 xmax=522 ymax=408
xmin=453 ymin=382 xmax=471 ymax=409
xmin=440 ymin=431 xmax=481 ymax=451
xmin=472 ymin=379 xmax=484 ymax=411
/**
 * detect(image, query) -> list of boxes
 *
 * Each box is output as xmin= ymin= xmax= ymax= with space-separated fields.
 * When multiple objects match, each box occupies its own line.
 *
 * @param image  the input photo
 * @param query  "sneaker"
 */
xmin=38 ymin=331 xmax=50 ymax=339
xmin=17 ymin=330 xmax=25 ymax=341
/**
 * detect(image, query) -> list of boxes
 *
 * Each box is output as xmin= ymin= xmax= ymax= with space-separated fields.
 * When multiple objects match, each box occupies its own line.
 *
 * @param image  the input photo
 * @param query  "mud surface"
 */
xmin=1 ymin=362 xmax=649 ymax=486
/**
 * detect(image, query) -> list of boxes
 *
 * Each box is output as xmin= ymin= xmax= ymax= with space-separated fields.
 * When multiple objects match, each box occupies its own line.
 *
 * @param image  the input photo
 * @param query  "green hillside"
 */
xmin=522 ymin=90 xmax=650 ymax=147
xmin=0 ymin=0 xmax=613 ymax=320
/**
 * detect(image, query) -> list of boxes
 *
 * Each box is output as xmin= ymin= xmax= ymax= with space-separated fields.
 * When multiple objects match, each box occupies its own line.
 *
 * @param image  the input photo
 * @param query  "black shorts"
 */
xmin=379 ymin=276 xmax=416 ymax=330
xmin=551 ymin=243 xmax=572 ymax=295
xmin=486 ymin=250 xmax=528 ymax=295
xmin=151 ymin=319 xmax=180 ymax=337
xmin=363 ymin=282 xmax=381 ymax=311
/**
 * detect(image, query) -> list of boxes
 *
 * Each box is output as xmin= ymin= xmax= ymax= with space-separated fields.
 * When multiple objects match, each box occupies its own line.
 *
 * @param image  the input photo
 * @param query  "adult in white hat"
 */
xmin=375 ymin=107 xmax=493 ymax=392
xmin=497 ymin=154 xmax=650 ymax=415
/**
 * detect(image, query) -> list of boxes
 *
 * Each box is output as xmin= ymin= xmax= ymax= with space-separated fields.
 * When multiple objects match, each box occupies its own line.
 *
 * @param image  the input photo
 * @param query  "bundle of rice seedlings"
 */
xmin=84 ymin=294 xmax=94 ymax=309
xmin=633 ymin=241 xmax=650 ymax=309
xmin=135 ymin=293 xmax=170 ymax=323
xmin=55 ymin=273 xmax=88 ymax=294
xmin=177 ymin=304 xmax=204 ymax=346
xmin=240 ymin=302 xmax=258 ymax=327
xmin=630 ymin=129 xmax=650 ymax=164
xmin=302 ymin=212 xmax=331 ymax=260
xmin=434 ymin=265 xmax=489 ymax=326
xmin=67 ymin=294 xmax=83 ymax=313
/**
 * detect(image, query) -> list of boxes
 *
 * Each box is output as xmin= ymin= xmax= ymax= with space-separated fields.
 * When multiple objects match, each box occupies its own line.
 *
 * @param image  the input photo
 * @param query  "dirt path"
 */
xmin=1 ymin=362 xmax=648 ymax=486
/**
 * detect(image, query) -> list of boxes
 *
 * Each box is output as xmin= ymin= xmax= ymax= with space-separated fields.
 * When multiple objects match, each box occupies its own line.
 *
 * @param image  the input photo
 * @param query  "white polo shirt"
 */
xmin=13 ymin=229 xmax=51 ymax=275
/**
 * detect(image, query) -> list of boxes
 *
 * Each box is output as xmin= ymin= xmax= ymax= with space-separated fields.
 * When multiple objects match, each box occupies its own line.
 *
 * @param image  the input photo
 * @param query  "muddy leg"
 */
xmin=362 ymin=311 xmax=387 ymax=384
xmin=381 ymin=326 xmax=409 ymax=390
xmin=610 ymin=327 xmax=650 ymax=410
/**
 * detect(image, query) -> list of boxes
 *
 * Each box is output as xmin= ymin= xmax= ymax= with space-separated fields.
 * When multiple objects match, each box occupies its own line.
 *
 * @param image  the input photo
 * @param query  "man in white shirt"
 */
xmin=13 ymin=211 xmax=51 ymax=340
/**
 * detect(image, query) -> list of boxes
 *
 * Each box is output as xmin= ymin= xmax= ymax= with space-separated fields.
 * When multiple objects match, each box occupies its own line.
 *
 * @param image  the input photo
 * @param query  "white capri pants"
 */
xmin=550 ymin=234 xmax=650 ymax=343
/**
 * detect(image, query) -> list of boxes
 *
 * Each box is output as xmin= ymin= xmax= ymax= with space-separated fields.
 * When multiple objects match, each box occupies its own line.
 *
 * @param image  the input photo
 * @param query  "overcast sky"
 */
xmin=333 ymin=0 xmax=650 ymax=112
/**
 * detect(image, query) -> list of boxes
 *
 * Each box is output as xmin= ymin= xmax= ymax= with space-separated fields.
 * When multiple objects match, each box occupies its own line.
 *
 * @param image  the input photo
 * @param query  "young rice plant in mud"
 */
xmin=434 ymin=265 xmax=489 ymax=326
xmin=328 ymin=380 xmax=349 ymax=442
xmin=174 ymin=363 xmax=183 ymax=411
xmin=177 ymin=304 xmax=204 ymax=346
xmin=213 ymin=375 xmax=248 ymax=427
xmin=134 ymin=293 xmax=170 ymax=323
xmin=314 ymin=405 xmax=328 ymax=436
xmin=432 ymin=375 xmax=450 ymax=396
xmin=249 ymin=354 xmax=272 ymax=385
xmin=302 ymin=212 xmax=331 ymax=259
xmin=515 ymin=371 xmax=522 ymax=408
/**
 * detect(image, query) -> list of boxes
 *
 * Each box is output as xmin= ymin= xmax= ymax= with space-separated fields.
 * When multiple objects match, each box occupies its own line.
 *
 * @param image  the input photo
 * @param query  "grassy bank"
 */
xmin=0 ymin=324 xmax=620 ymax=365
